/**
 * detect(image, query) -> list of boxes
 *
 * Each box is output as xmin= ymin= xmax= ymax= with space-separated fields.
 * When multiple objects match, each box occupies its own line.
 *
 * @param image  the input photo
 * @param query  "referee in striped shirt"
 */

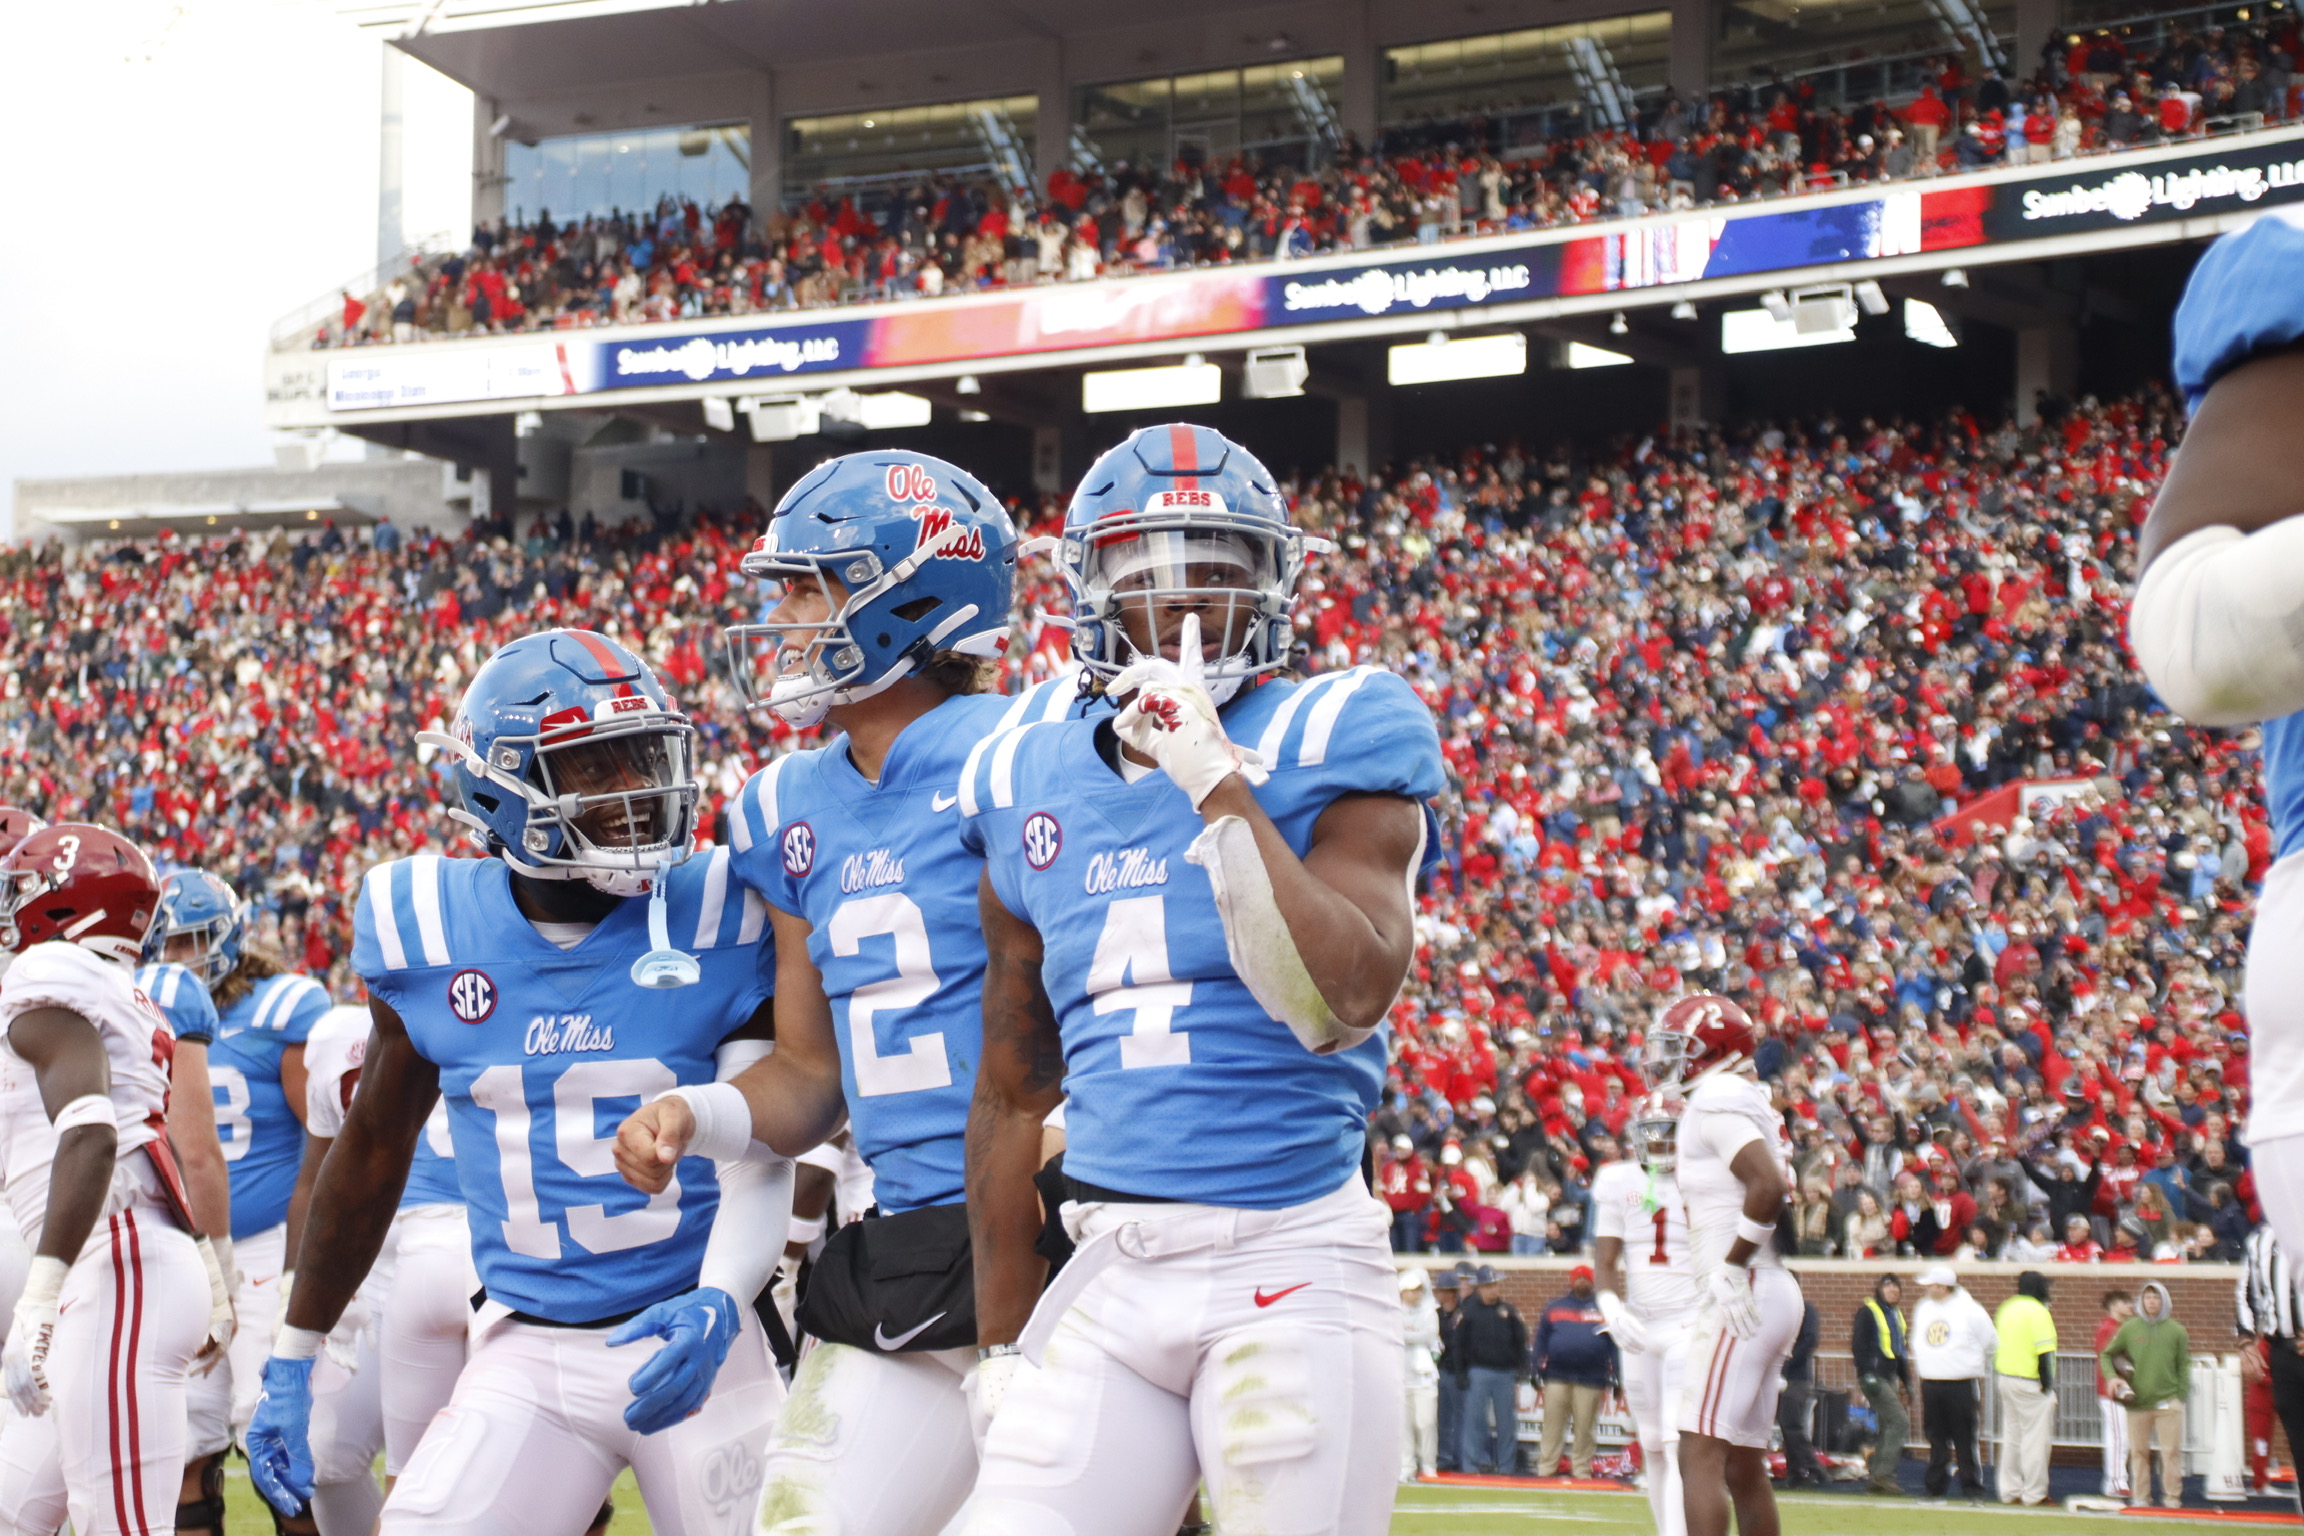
xmin=2239 ymin=1224 xmax=2304 ymax=1508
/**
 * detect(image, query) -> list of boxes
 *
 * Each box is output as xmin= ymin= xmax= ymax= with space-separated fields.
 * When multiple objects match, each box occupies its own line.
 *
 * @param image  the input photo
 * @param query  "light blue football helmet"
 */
xmin=1057 ymin=423 xmax=1328 ymax=704
xmin=727 ymin=450 xmax=1018 ymax=727
xmin=417 ymin=629 xmax=698 ymax=899
xmin=143 ymin=869 xmax=243 ymax=984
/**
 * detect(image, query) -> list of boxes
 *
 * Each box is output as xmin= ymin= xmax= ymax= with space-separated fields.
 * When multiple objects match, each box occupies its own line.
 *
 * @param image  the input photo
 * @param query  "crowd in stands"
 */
xmin=316 ymin=11 xmax=2299 ymax=350
xmin=0 ymin=386 xmax=2262 ymax=1269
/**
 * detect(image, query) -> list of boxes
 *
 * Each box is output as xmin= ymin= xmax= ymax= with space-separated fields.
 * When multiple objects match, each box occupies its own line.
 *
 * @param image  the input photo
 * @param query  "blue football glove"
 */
xmin=608 ymin=1287 xmax=740 ymax=1435
xmin=2174 ymin=208 xmax=2304 ymax=409
xmin=245 ymin=1355 xmax=316 ymax=1516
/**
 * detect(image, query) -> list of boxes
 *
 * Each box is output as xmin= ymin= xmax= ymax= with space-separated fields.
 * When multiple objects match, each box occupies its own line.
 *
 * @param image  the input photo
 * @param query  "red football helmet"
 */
xmin=1647 ymin=993 xmax=1759 ymax=1086
xmin=0 ymin=808 xmax=44 ymax=863
xmin=0 ymin=824 xmax=160 ymax=965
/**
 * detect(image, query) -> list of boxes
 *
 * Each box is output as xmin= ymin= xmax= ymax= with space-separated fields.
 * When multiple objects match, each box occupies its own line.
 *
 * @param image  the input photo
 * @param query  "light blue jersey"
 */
xmin=726 ymin=677 xmax=1084 ymax=1215
xmin=353 ymin=851 xmax=772 ymax=1322
xmin=213 ymin=971 xmax=332 ymax=1240
xmin=960 ymin=666 xmax=1445 ymax=1208
xmin=137 ymin=961 xmax=219 ymax=1046
xmin=2262 ymin=714 xmax=2304 ymax=860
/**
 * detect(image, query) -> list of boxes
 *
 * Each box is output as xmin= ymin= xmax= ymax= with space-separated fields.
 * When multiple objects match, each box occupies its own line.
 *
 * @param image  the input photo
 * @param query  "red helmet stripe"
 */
xmin=1167 ymin=423 xmax=1200 ymax=491
xmin=561 ymin=629 xmax=630 ymax=678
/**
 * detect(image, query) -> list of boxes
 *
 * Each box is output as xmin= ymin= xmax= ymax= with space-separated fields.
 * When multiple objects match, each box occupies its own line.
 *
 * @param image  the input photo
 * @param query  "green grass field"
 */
xmin=218 ymin=1466 xmax=2264 ymax=1535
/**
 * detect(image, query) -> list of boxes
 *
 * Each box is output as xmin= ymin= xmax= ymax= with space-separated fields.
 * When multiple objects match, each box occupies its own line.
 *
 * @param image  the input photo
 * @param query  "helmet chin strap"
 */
xmin=630 ymin=857 xmax=700 ymax=989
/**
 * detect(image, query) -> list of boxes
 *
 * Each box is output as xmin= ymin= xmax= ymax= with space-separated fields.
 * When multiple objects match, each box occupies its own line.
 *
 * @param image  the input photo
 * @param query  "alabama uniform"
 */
xmin=373 ymin=1092 xmax=470 ymax=1478
xmin=730 ymin=677 xmax=1079 ymax=1536
xmin=352 ymin=850 xmax=780 ymax=1536
xmin=0 ymin=943 xmax=210 ymax=1536
xmin=960 ymin=662 xmax=1445 ymax=1536
xmin=1590 ymin=1158 xmax=1696 ymax=1536
xmin=1673 ymin=1072 xmax=1801 ymax=1448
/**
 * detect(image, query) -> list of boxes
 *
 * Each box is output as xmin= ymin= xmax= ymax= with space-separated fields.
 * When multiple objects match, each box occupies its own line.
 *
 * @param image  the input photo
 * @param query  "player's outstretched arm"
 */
xmin=282 ymin=997 xmax=435 ymax=1334
xmin=2132 ymin=349 xmax=2304 ymax=725
xmin=614 ymin=908 xmax=845 ymax=1192
xmin=967 ymin=872 xmax=1064 ymax=1350
xmin=3 ymin=1007 xmax=117 ymax=1416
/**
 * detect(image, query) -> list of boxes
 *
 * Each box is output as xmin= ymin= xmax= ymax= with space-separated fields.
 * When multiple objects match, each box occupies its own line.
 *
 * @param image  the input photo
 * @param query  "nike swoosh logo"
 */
xmin=1254 ymin=1283 xmax=1311 ymax=1308
xmin=873 ymin=1312 xmax=945 ymax=1350
xmin=930 ymin=792 xmax=959 ymax=812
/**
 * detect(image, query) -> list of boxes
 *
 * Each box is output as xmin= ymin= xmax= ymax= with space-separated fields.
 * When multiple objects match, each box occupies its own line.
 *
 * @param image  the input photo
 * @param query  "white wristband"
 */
xmin=51 ymin=1094 xmax=114 ymax=1136
xmin=275 ymin=1325 xmax=325 ymax=1361
xmin=659 ymin=1082 xmax=754 ymax=1164
xmin=1735 ymin=1214 xmax=1776 ymax=1248
xmin=787 ymin=1214 xmax=826 ymax=1245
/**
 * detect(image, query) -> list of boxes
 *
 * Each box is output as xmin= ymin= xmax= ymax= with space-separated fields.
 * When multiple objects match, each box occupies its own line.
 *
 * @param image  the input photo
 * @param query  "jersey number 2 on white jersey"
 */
xmin=469 ymin=1059 xmax=683 ymax=1260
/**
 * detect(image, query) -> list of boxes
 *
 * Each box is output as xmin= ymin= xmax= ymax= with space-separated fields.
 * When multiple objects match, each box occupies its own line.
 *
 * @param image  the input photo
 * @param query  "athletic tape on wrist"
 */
xmin=660 ymin=1082 xmax=754 ymax=1164
xmin=18 ymin=1256 xmax=66 ymax=1310
xmin=51 ymin=1094 xmax=114 ymax=1136
xmin=1735 ymin=1214 xmax=1776 ymax=1247
xmin=274 ymin=1325 xmax=325 ymax=1361
xmin=786 ymin=1214 xmax=826 ymax=1245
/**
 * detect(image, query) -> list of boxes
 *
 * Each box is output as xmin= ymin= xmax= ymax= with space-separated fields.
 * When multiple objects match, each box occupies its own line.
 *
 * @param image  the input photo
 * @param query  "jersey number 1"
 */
xmin=1650 ymin=1207 xmax=1671 ymax=1265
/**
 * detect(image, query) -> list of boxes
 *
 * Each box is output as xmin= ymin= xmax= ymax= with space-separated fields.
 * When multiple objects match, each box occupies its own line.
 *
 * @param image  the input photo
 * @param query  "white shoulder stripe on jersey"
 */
xmin=988 ymin=723 xmax=1036 ymax=810
xmin=753 ymin=755 xmax=789 ymax=845
xmin=1298 ymin=666 xmax=1374 ymax=768
xmin=728 ymin=781 xmax=755 ymax=853
xmin=255 ymin=974 xmax=322 ymax=1033
xmin=1036 ymin=672 xmax=1081 ymax=722
xmin=737 ymin=886 xmax=768 ymax=946
xmin=151 ymin=966 xmax=181 ymax=1008
xmin=364 ymin=864 xmax=407 ymax=971
xmin=991 ymin=683 xmax=1041 ymax=736
xmin=1253 ymin=671 xmax=1341 ymax=766
xmin=692 ymin=846 xmax=731 ymax=949
xmin=408 ymin=854 xmax=451 ymax=967
xmin=956 ymin=725 xmax=1001 ymax=819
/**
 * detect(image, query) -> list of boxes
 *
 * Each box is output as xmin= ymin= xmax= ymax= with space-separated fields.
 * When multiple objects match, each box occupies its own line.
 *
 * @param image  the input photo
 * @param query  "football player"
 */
xmin=175 ymin=866 xmax=332 ymax=1483
xmin=1649 ymin=994 xmax=1799 ymax=1536
xmin=610 ymin=450 xmax=1077 ymax=1535
xmin=243 ymin=628 xmax=791 ymax=1536
xmin=2127 ymin=211 xmax=2304 ymax=1265
xmin=137 ymin=871 xmax=241 ymax=1536
xmin=0 ymin=824 xmax=234 ymax=1535
xmin=1591 ymin=1085 xmax=1694 ymax=1536
xmin=956 ymin=423 xmax=1445 ymax=1535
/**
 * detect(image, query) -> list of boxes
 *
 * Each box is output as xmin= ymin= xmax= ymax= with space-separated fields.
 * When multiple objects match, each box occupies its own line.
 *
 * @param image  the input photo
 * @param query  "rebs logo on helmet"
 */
xmin=448 ymin=969 xmax=497 ymax=1024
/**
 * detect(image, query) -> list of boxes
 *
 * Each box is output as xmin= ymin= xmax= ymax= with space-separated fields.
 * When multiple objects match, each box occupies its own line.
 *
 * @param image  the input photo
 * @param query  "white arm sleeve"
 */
xmin=1184 ymin=815 xmax=1383 ymax=1056
xmin=695 ymin=1037 xmax=792 ymax=1301
xmin=2131 ymin=519 xmax=2304 ymax=727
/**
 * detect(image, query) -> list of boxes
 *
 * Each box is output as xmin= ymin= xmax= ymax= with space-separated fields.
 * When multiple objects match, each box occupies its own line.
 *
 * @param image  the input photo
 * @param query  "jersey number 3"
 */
xmin=469 ymin=1059 xmax=682 ymax=1261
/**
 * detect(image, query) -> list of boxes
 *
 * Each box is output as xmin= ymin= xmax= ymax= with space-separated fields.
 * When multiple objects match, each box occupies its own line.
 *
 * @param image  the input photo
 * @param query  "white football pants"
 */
xmin=1621 ymin=1314 xmax=1693 ymax=1536
xmin=964 ymin=1177 xmax=1402 ymax=1536
xmin=380 ymin=1205 xmax=475 ymax=1477
xmin=0 ymin=1208 xmax=208 ymax=1536
xmin=380 ymin=1308 xmax=781 ymax=1536
xmin=185 ymin=1221 xmax=288 ymax=1457
xmin=758 ymin=1343 xmax=977 ymax=1535
xmin=1676 ymin=1269 xmax=1802 ymax=1450
xmin=1401 ymin=1372 xmax=1438 ymax=1479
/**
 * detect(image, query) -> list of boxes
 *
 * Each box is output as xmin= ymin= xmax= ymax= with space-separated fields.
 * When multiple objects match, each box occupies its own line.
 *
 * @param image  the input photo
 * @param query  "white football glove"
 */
xmin=1596 ymin=1289 xmax=1648 ymax=1354
xmin=195 ymin=1236 xmax=236 ymax=1368
xmin=3 ymin=1257 xmax=67 ymax=1417
xmin=1110 ymin=615 xmax=1268 ymax=810
xmin=1703 ymin=1266 xmax=1762 ymax=1340
xmin=967 ymin=1351 xmax=1026 ymax=1454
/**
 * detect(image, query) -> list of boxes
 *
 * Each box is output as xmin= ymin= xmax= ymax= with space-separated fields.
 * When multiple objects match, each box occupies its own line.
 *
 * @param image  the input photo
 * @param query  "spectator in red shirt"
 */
xmin=1383 ymin=1135 xmax=1436 ymax=1253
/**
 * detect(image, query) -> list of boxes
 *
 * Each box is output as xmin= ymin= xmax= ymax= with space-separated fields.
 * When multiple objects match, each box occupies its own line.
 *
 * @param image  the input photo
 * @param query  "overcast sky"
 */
xmin=0 ymin=1 xmax=472 ymax=535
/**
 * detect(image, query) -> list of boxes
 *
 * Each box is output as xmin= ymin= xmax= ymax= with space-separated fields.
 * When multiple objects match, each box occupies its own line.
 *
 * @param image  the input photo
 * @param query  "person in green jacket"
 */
xmin=2099 ymin=1281 xmax=2190 ymax=1509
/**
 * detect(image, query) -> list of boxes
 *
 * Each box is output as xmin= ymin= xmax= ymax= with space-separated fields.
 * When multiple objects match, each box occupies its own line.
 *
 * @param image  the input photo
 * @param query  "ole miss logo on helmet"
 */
xmin=887 ymin=463 xmax=986 ymax=562
xmin=448 ymin=969 xmax=497 ymax=1024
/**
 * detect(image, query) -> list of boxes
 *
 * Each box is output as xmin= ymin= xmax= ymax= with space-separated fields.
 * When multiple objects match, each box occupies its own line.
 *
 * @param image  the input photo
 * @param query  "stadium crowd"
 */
xmin=0 ymin=386 xmax=2260 ymax=1272
xmin=313 ymin=11 xmax=2299 ymax=347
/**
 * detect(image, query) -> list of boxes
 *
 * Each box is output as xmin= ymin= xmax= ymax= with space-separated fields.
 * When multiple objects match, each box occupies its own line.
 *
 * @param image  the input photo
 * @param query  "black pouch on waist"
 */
xmin=795 ymin=1201 xmax=975 ymax=1354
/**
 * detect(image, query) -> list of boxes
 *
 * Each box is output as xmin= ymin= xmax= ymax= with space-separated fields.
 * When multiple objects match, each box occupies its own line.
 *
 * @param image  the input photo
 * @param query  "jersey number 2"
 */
xmin=469 ymin=1060 xmax=682 ymax=1260
xmin=829 ymin=894 xmax=951 ymax=1098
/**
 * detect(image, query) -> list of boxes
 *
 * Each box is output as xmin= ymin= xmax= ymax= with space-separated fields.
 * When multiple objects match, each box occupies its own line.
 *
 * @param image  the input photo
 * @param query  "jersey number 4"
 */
xmin=469 ymin=1060 xmax=682 ymax=1261
xmin=1089 ymin=896 xmax=1192 ymax=1069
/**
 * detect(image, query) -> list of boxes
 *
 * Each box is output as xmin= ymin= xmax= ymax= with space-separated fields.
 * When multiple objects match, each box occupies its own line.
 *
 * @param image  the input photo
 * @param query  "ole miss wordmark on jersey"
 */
xmin=354 ymin=851 xmax=771 ymax=1322
xmin=727 ymin=678 xmax=1081 ymax=1214
xmin=212 ymin=971 xmax=332 ymax=1240
xmin=962 ymin=666 xmax=1445 ymax=1209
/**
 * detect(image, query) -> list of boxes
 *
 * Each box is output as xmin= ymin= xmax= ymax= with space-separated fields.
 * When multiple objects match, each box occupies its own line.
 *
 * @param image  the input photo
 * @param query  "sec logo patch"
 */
xmin=447 ymin=969 xmax=497 ymax=1024
xmin=782 ymin=821 xmax=817 ymax=877
xmin=1023 ymin=812 xmax=1062 ymax=870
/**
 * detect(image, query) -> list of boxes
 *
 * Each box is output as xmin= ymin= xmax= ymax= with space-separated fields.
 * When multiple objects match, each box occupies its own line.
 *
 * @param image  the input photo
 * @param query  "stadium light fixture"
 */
xmin=1854 ymin=280 xmax=1890 ymax=316
xmin=956 ymin=375 xmax=982 ymax=395
xmin=960 ymin=409 xmax=990 ymax=422
xmin=1790 ymin=284 xmax=1858 ymax=335
xmin=1943 ymin=268 xmax=1970 ymax=288
xmin=1671 ymin=300 xmax=1699 ymax=321
xmin=1243 ymin=346 xmax=1309 ymax=399
xmin=746 ymin=396 xmax=821 ymax=442
xmin=1904 ymin=299 xmax=1961 ymax=349
xmin=701 ymin=397 xmax=735 ymax=433
xmin=1567 ymin=343 xmax=1634 ymax=369
xmin=820 ymin=390 xmax=935 ymax=431
xmin=1609 ymin=312 xmax=1629 ymax=336
xmin=1388 ymin=333 xmax=1528 ymax=386
xmin=1082 ymin=362 xmax=1223 ymax=414
xmin=1721 ymin=307 xmax=1856 ymax=354
xmin=1759 ymin=290 xmax=1792 ymax=322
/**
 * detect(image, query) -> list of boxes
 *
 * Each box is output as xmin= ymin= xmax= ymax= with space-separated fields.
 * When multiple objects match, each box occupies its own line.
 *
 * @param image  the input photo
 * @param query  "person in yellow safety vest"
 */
xmin=1993 ymin=1271 xmax=2059 ymax=1506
